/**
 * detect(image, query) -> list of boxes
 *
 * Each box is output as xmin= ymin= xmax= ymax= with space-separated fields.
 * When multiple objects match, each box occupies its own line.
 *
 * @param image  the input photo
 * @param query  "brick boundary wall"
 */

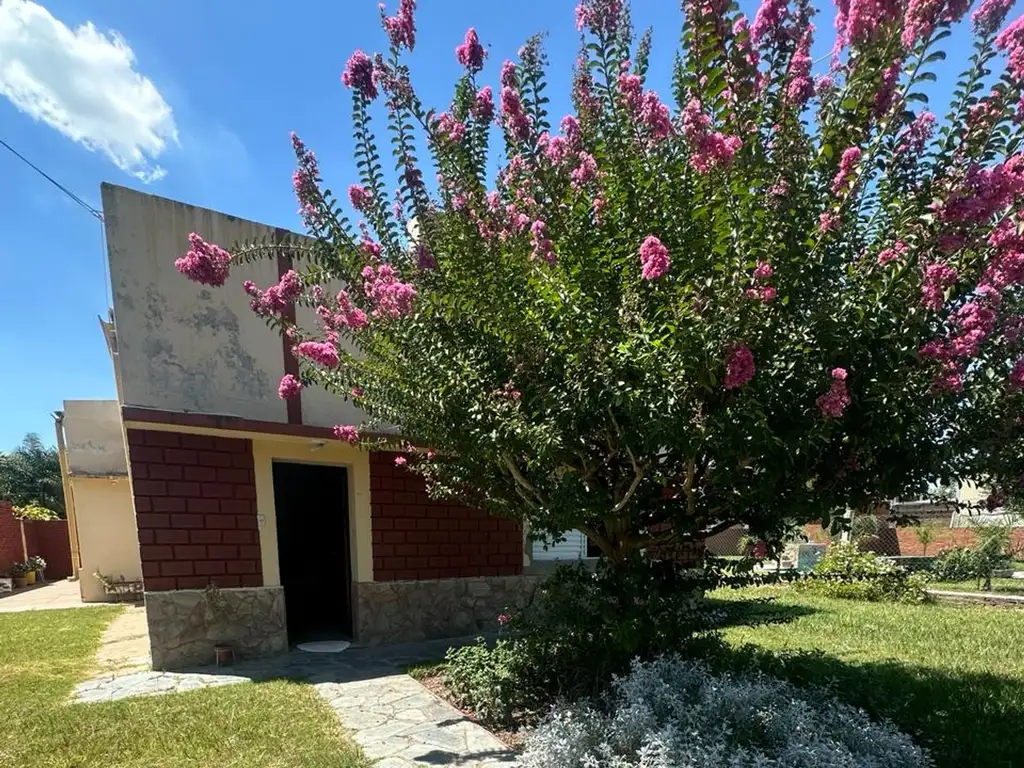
xmin=0 ymin=501 xmax=22 ymax=572
xmin=23 ymin=519 xmax=72 ymax=579
xmin=804 ymin=521 xmax=1024 ymax=556
xmin=369 ymin=452 xmax=523 ymax=581
xmin=127 ymin=429 xmax=262 ymax=591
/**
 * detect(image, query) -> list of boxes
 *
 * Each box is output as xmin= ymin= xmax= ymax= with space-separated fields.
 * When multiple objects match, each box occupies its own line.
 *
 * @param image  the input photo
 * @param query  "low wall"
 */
xmin=0 ymin=502 xmax=72 ymax=579
xmin=354 ymin=575 xmax=539 ymax=645
xmin=146 ymin=586 xmax=287 ymax=670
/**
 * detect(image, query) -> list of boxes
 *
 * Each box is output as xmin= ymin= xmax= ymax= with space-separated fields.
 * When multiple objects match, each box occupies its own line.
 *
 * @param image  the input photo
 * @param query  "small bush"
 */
xmin=518 ymin=656 xmax=932 ymax=768
xmin=796 ymin=542 xmax=931 ymax=603
xmin=931 ymin=536 xmax=1011 ymax=588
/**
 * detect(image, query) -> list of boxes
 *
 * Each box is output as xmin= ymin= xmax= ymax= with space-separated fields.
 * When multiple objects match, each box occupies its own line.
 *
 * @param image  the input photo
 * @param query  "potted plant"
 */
xmin=10 ymin=562 xmax=30 ymax=588
xmin=27 ymin=556 xmax=46 ymax=582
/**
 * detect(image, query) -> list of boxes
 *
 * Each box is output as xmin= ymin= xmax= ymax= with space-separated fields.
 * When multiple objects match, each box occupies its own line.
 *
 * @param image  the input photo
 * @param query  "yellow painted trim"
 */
xmin=251 ymin=438 xmax=374 ymax=586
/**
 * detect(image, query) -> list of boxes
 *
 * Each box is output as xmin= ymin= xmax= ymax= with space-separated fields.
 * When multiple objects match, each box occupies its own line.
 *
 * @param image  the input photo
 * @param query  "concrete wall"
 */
xmin=63 ymin=400 xmax=128 ymax=476
xmin=74 ymin=477 xmax=142 ymax=601
xmin=101 ymin=184 xmax=364 ymax=430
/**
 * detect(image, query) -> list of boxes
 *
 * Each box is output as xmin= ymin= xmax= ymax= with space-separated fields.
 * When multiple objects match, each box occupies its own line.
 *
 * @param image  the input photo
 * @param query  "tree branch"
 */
xmin=501 ymin=453 xmax=546 ymax=507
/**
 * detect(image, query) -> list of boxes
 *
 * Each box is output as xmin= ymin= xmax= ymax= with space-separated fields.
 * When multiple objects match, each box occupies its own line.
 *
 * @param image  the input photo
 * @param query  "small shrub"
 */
xmin=519 ymin=656 xmax=932 ymax=768
xmin=796 ymin=542 xmax=931 ymax=603
xmin=931 ymin=534 xmax=1011 ymax=589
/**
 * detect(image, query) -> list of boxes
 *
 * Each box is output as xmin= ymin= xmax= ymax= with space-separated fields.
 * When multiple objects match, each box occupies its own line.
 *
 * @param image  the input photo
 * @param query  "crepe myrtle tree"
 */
xmin=177 ymin=0 xmax=1024 ymax=562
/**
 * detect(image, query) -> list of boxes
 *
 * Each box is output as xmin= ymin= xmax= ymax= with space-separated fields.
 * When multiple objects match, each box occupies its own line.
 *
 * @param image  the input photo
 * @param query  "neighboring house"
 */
xmin=66 ymin=184 xmax=537 ymax=670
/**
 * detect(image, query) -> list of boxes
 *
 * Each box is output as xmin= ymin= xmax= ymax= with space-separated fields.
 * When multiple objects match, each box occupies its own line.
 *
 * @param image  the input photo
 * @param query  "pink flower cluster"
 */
xmin=874 ymin=60 xmax=901 ymax=116
xmin=877 ymin=239 xmax=907 ymax=266
xmin=294 ymin=340 xmax=341 ymax=368
xmin=897 ymin=111 xmax=936 ymax=155
xmin=724 ymin=345 xmax=756 ymax=390
xmin=175 ymin=233 xmax=232 ymax=287
xmin=436 ymin=112 xmax=467 ymax=144
xmin=1010 ymin=359 xmax=1024 ymax=390
xmin=618 ymin=70 xmax=643 ymax=113
xmin=380 ymin=0 xmax=416 ymax=51
xmin=291 ymin=132 xmax=322 ymax=227
xmin=572 ymin=58 xmax=600 ymax=116
xmin=575 ymin=0 xmax=623 ymax=36
xmin=902 ymin=0 xmax=969 ymax=49
xmin=243 ymin=269 xmax=303 ymax=316
xmin=746 ymin=261 xmax=776 ymax=302
xmin=317 ymin=290 xmax=369 ymax=331
xmin=816 ymin=368 xmax=851 ymax=418
xmin=348 ymin=184 xmax=373 ymax=213
xmin=834 ymin=0 xmax=900 ymax=49
xmin=334 ymin=424 xmax=360 ymax=444
xmin=932 ymin=360 xmax=965 ymax=393
xmin=751 ymin=0 xmax=789 ymax=45
xmin=472 ymin=86 xmax=494 ymax=122
xmin=278 ymin=374 xmax=303 ymax=399
xmin=831 ymin=146 xmax=862 ymax=196
xmin=530 ymin=220 xmax=556 ymax=264
xmin=362 ymin=263 xmax=417 ymax=318
xmin=342 ymin=50 xmax=377 ymax=101
xmin=638 ymin=91 xmax=674 ymax=140
xmin=561 ymin=115 xmax=582 ymax=149
xmin=938 ymin=157 xmax=1024 ymax=223
xmin=819 ymin=212 xmax=840 ymax=232
xmin=639 ymin=235 xmax=671 ymax=280
xmin=921 ymin=262 xmax=958 ymax=309
xmin=982 ymin=219 xmax=1024 ymax=290
xmin=682 ymin=99 xmax=741 ymax=174
xmin=501 ymin=81 xmax=531 ymax=142
xmin=974 ymin=0 xmax=1015 ymax=36
xmin=785 ymin=32 xmax=815 ymax=107
xmin=570 ymin=152 xmax=598 ymax=189
xmin=997 ymin=16 xmax=1024 ymax=82
xmin=455 ymin=28 xmax=486 ymax=71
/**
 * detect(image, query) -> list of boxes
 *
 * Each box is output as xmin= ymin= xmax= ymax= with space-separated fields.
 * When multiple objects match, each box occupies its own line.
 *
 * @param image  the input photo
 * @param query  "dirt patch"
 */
xmin=416 ymin=671 xmax=530 ymax=751
xmin=95 ymin=606 xmax=150 ymax=674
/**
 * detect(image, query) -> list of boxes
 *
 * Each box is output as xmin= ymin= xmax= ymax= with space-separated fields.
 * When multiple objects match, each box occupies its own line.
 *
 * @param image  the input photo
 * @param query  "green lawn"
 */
xmin=711 ymin=587 xmax=1024 ymax=768
xmin=930 ymin=578 xmax=1024 ymax=596
xmin=0 ymin=608 xmax=368 ymax=768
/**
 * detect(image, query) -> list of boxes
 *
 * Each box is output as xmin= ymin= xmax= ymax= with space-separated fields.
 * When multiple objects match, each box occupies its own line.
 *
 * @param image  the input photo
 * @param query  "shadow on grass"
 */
xmin=703 ymin=595 xmax=818 ymax=630
xmin=697 ymin=639 xmax=1024 ymax=768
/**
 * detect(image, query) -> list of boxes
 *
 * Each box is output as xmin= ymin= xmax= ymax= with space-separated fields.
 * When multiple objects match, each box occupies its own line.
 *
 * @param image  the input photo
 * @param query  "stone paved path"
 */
xmin=74 ymin=637 xmax=515 ymax=766
xmin=0 ymin=579 xmax=89 ymax=612
xmin=95 ymin=606 xmax=150 ymax=674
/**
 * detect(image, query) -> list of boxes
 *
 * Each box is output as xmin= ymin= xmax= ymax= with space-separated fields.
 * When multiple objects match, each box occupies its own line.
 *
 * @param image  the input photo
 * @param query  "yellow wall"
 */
xmin=251 ymin=438 xmax=373 ymax=585
xmin=72 ymin=476 xmax=142 ymax=602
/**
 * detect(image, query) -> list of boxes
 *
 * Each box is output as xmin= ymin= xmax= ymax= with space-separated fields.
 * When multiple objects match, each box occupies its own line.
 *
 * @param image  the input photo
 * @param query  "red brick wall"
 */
xmin=22 ymin=519 xmax=72 ymax=579
xmin=0 ymin=501 xmax=22 ymax=573
xmin=894 ymin=524 xmax=1024 ymax=556
xmin=127 ymin=430 xmax=262 ymax=592
xmin=369 ymin=452 xmax=523 ymax=581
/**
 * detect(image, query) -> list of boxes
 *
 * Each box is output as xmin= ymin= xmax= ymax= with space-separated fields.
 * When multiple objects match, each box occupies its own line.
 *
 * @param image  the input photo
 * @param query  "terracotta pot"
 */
xmin=214 ymin=644 xmax=235 ymax=666
xmin=12 ymin=576 xmax=27 ymax=589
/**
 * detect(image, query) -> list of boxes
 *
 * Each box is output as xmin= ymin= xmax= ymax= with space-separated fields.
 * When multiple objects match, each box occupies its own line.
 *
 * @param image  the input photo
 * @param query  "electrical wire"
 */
xmin=0 ymin=137 xmax=104 ymax=221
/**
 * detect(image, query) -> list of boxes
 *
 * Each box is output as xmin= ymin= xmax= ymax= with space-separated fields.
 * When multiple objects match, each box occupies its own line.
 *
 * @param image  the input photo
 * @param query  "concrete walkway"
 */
xmin=0 ymin=579 xmax=88 ymax=612
xmin=94 ymin=606 xmax=151 ymax=673
xmin=929 ymin=589 xmax=1024 ymax=607
xmin=75 ymin=637 xmax=515 ymax=767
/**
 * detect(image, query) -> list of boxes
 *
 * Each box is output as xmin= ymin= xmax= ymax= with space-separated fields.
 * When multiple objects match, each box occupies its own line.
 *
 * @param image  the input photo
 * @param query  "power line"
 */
xmin=0 ymin=138 xmax=103 ymax=221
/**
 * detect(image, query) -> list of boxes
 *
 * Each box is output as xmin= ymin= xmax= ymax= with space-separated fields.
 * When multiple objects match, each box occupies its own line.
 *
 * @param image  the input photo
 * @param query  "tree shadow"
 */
xmin=702 ymin=595 xmax=818 ymax=630
xmin=698 ymin=640 xmax=1024 ymax=768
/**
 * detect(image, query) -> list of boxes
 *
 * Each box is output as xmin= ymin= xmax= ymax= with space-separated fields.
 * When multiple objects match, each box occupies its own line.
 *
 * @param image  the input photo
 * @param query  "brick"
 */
xmin=170 ymin=513 xmax=204 ymax=529
xmin=132 ymin=463 xmax=149 ymax=479
xmin=142 ymin=562 xmax=161 ymax=578
xmin=147 ymin=464 xmax=183 ymax=480
xmin=201 ymin=483 xmax=235 ymax=499
xmin=438 ymin=544 xmax=461 ymax=556
xmin=168 ymin=481 xmax=202 ymax=498
xmin=136 ymin=513 xmax=170 ymax=530
xmin=180 ymin=434 xmax=217 ymax=450
xmin=226 ymin=560 xmax=258 ymax=574
xmin=186 ymin=498 xmax=220 ymax=514
xmin=370 ymin=475 xmax=383 ymax=490
xmin=134 ymin=497 xmax=152 ymax=513
xmin=176 ymin=576 xmax=210 ymax=590
xmin=140 ymin=545 xmax=173 ymax=561
xmin=394 ymin=492 xmax=417 ymax=505
xmin=184 ymin=466 xmax=218 ymax=482
xmin=145 ymin=577 xmax=176 ymax=591
xmin=394 ymin=519 xmax=418 ymax=531
xmin=429 ymin=556 xmax=449 ymax=568
xmin=374 ymin=569 xmax=395 ymax=581
xmin=458 ymin=519 xmax=480 ymax=531
xmin=418 ymin=569 xmax=440 ymax=580
xmin=234 ymin=485 xmax=257 ymax=500
xmin=416 ymin=519 xmax=439 ymax=530
xmin=239 ymin=544 xmax=261 ymax=560
xmin=372 ymin=530 xmax=383 ymax=544
xmin=373 ymin=518 xmax=394 ymax=530
xmin=216 ymin=467 xmax=250 ymax=484
xmin=223 ymin=530 xmax=255 ymax=544
xmin=190 ymin=529 xmax=222 ymax=544
xmin=231 ymin=452 xmax=255 ymax=469
xmin=195 ymin=560 xmax=226 ymax=575
xmin=173 ymin=545 xmax=206 ymax=560
xmin=234 ymin=515 xmax=259 ymax=530
xmin=205 ymin=514 xmax=236 ymax=529
xmin=375 ymin=544 xmax=395 ymax=558
xmin=208 ymin=544 xmax=239 ymax=559
xmin=448 ymin=531 xmax=471 ymax=544
xmin=216 ymin=575 xmax=243 ymax=588
xmin=393 ymin=569 xmax=419 ymax=581
xmin=372 ymin=490 xmax=394 ymax=505
xmin=220 ymin=499 xmax=254 ymax=515
xmin=407 ymin=531 xmax=431 ymax=544
xmin=426 ymin=531 xmax=449 ymax=544
xmin=199 ymin=451 xmax=233 ymax=468
xmin=240 ymin=574 xmax=262 ymax=587
xmin=129 ymin=445 xmax=165 ymax=463
xmin=381 ymin=531 xmax=406 ymax=544
xmin=136 ymin=529 xmax=155 ymax=545
xmin=146 ymin=431 xmax=182 ymax=447
xmin=215 ymin=437 xmax=248 ymax=453
xmin=479 ymin=519 xmax=499 ymax=532
xmin=393 ymin=544 xmax=419 ymax=556
xmin=155 ymin=529 xmax=189 ymax=545
xmin=134 ymin=480 xmax=167 ymax=497
xmin=165 ymin=448 xmax=198 ymax=465
xmin=152 ymin=497 xmax=187 ymax=513
xmin=406 ymin=556 xmax=430 ymax=569
xmin=127 ymin=430 xmax=148 ymax=447
xmin=160 ymin=561 xmax=194 ymax=577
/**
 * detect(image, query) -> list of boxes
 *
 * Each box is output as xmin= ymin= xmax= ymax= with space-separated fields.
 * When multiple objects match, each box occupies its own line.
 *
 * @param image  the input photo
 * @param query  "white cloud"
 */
xmin=0 ymin=0 xmax=177 ymax=182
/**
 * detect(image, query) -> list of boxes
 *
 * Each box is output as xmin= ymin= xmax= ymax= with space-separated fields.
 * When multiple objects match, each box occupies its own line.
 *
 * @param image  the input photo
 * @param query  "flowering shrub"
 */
xmin=179 ymin=0 xmax=1024 ymax=559
xmin=519 ymin=656 xmax=931 ymax=768
xmin=796 ymin=541 xmax=932 ymax=602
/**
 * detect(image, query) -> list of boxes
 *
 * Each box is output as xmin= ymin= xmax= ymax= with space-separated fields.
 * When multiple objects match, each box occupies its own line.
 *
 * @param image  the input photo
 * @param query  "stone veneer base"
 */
xmin=146 ymin=586 xmax=287 ymax=670
xmin=354 ymin=575 xmax=539 ymax=645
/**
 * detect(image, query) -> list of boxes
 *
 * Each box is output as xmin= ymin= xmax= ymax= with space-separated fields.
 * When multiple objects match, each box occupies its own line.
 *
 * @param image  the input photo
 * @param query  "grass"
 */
xmin=711 ymin=586 xmax=1024 ymax=768
xmin=930 ymin=577 xmax=1024 ymax=595
xmin=0 ymin=608 xmax=368 ymax=768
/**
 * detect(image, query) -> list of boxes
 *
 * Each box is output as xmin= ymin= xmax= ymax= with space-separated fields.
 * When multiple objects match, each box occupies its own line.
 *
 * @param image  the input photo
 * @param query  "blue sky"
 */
xmin=0 ymin=0 xmax=986 ymax=449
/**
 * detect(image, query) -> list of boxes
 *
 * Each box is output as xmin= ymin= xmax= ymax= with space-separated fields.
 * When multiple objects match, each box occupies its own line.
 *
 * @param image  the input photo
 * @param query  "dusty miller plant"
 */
xmin=177 ymin=0 xmax=1024 ymax=561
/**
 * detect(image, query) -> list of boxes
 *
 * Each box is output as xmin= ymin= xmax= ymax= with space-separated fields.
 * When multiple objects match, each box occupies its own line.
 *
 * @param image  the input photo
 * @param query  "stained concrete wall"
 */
xmin=73 ymin=476 xmax=142 ymax=602
xmin=63 ymin=400 xmax=128 ymax=476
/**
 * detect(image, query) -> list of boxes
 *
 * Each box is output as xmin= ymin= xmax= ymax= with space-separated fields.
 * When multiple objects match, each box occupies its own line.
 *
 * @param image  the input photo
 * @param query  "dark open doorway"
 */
xmin=272 ymin=461 xmax=352 ymax=644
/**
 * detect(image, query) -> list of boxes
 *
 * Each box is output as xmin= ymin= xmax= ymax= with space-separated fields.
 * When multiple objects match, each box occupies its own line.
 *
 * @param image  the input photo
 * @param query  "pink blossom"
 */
xmin=877 ymin=240 xmax=907 ymax=266
xmin=997 ymin=16 xmax=1024 ymax=83
xmin=572 ymin=59 xmax=600 ymax=115
xmin=362 ymin=263 xmax=417 ymax=318
xmin=785 ymin=31 xmax=815 ymax=107
xmin=472 ymin=86 xmax=494 ymax=122
xmin=832 ymin=146 xmax=862 ymax=195
xmin=415 ymin=244 xmax=436 ymax=270
xmin=682 ymin=100 xmax=741 ymax=173
xmin=291 ymin=132 xmax=322 ymax=227
xmin=575 ymin=0 xmax=623 ymax=35
xmin=436 ymin=112 xmax=467 ymax=144
xmin=333 ymin=290 xmax=369 ymax=330
xmin=819 ymin=212 xmax=840 ymax=232
xmin=175 ymin=233 xmax=232 ymax=287
xmin=351 ymin=386 xmax=365 ymax=398
xmin=593 ymin=196 xmax=608 ymax=223
xmin=334 ymin=425 xmax=360 ymax=444
xmin=1011 ymin=359 xmax=1024 ymax=389
xmin=902 ymin=0 xmax=945 ymax=48
xmin=939 ymin=234 xmax=966 ymax=253
xmin=248 ymin=269 xmax=303 ymax=316
xmin=751 ymin=0 xmax=789 ymax=45
xmin=531 ymin=220 xmax=556 ymax=265
xmin=348 ymin=184 xmax=373 ymax=212
xmin=753 ymin=261 xmax=774 ymax=280
xmin=816 ymin=367 xmax=851 ymax=417
xmin=874 ymin=60 xmax=901 ymax=116
xmin=571 ymin=152 xmax=598 ymax=189
xmin=394 ymin=455 xmax=408 ymax=466
xmin=618 ymin=72 xmax=643 ymax=112
xmin=500 ymin=60 xmax=517 ymax=88
xmin=545 ymin=135 xmax=570 ymax=165
xmin=639 ymin=235 xmax=671 ymax=280
xmin=975 ymin=0 xmax=1015 ymax=35
xmin=380 ymin=0 xmax=416 ymax=50
xmin=455 ymin=28 xmax=487 ymax=71
xmin=278 ymin=374 xmax=303 ymax=399
xmin=294 ymin=340 xmax=341 ymax=368
xmin=897 ymin=112 xmax=936 ymax=155
xmin=342 ymin=50 xmax=378 ymax=100
xmin=561 ymin=115 xmax=582 ymax=150
xmin=921 ymin=262 xmax=958 ymax=309
xmin=932 ymin=360 xmax=965 ymax=392
xmin=835 ymin=0 xmax=902 ymax=49
xmin=639 ymin=91 xmax=673 ymax=140
xmin=501 ymin=86 xmax=532 ymax=141
xmin=497 ymin=612 xmax=511 ymax=626
xmin=724 ymin=345 xmax=756 ymax=390
xmin=938 ymin=157 xmax=1024 ymax=223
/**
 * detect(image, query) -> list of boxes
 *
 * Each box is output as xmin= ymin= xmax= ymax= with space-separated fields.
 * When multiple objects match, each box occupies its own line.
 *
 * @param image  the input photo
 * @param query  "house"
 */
xmin=69 ymin=183 xmax=547 ymax=670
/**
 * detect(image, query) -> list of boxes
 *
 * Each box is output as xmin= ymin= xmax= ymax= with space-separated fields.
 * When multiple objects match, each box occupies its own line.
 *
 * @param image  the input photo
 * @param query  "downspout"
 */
xmin=53 ymin=411 xmax=81 ymax=576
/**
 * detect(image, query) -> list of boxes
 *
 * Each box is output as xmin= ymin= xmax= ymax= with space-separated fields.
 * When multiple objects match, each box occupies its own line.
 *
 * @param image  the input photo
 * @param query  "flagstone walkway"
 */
xmin=75 ymin=636 xmax=515 ymax=767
